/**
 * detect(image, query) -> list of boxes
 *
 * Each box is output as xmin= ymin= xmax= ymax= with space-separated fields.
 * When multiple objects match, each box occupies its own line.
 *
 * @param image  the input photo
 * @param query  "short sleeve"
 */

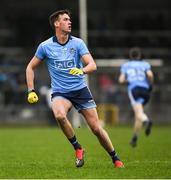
xmin=78 ymin=39 xmax=89 ymax=56
xmin=144 ymin=62 xmax=151 ymax=71
xmin=35 ymin=43 xmax=46 ymax=60
xmin=121 ymin=64 xmax=126 ymax=74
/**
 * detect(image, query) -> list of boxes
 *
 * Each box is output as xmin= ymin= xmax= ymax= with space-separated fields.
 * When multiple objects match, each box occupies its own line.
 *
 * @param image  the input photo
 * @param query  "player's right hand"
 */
xmin=27 ymin=90 xmax=39 ymax=104
xmin=69 ymin=68 xmax=84 ymax=75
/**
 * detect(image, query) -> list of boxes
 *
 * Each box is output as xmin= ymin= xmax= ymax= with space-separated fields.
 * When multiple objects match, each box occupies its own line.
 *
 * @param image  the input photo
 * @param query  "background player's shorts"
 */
xmin=51 ymin=87 xmax=96 ymax=112
xmin=128 ymin=86 xmax=151 ymax=106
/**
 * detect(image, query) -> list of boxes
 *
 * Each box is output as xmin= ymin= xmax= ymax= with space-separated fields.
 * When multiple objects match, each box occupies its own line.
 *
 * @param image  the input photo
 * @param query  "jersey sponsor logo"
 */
xmin=54 ymin=59 xmax=75 ymax=70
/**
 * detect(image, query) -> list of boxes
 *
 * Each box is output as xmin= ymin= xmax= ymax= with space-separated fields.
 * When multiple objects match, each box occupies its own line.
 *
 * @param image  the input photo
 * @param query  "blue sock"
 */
xmin=68 ymin=136 xmax=81 ymax=150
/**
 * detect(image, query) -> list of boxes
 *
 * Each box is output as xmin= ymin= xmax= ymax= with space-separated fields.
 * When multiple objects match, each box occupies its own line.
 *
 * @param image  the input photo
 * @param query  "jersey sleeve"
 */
xmin=78 ymin=39 xmax=89 ymax=56
xmin=144 ymin=62 xmax=151 ymax=72
xmin=120 ymin=64 xmax=126 ymax=74
xmin=35 ymin=43 xmax=46 ymax=60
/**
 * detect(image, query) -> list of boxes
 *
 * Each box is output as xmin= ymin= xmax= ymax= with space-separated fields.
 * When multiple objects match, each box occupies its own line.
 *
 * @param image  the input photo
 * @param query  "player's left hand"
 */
xmin=27 ymin=90 xmax=39 ymax=104
xmin=69 ymin=68 xmax=84 ymax=75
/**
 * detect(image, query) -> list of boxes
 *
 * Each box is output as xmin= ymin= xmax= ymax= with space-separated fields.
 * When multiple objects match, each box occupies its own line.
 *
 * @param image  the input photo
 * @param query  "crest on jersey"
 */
xmin=70 ymin=48 xmax=76 ymax=54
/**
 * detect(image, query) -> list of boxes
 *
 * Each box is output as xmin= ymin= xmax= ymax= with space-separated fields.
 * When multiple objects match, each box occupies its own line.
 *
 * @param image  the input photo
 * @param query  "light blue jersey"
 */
xmin=121 ymin=60 xmax=151 ymax=91
xmin=35 ymin=35 xmax=89 ymax=93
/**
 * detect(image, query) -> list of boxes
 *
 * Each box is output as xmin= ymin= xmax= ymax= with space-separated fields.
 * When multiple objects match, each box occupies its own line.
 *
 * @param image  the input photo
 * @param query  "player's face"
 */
xmin=57 ymin=14 xmax=72 ymax=34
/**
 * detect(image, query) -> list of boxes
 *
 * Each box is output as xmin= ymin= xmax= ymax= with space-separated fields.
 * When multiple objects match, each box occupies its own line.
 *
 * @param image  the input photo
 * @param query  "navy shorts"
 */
xmin=128 ymin=86 xmax=151 ymax=106
xmin=51 ymin=87 xmax=96 ymax=112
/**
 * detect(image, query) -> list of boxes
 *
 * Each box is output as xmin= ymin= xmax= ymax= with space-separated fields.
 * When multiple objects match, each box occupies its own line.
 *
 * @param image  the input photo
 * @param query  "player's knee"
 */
xmin=136 ymin=112 xmax=147 ymax=122
xmin=54 ymin=112 xmax=67 ymax=123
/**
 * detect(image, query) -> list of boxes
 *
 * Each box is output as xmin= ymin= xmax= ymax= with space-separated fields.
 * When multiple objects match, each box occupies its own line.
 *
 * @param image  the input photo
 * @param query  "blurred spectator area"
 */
xmin=0 ymin=0 xmax=170 ymax=63
xmin=0 ymin=0 xmax=171 ymax=124
xmin=0 ymin=0 xmax=170 ymax=59
xmin=87 ymin=0 xmax=171 ymax=60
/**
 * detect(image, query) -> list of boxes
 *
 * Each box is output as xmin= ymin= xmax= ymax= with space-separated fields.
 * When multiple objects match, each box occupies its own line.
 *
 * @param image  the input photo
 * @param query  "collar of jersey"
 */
xmin=53 ymin=35 xmax=72 ymax=46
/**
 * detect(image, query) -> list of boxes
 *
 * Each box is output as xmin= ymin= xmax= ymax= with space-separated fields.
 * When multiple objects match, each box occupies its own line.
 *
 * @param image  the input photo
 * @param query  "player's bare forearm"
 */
xmin=26 ymin=56 xmax=42 ymax=90
xmin=149 ymin=76 xmax=154 ymax=85
xmin=118 ymin=74 xmax=126 ymax=84
xmin=146 ymin=70 xmax=154 ymax=85
xmin=83 ymin=61 xmax=97 ymax=74
xmin=81 ymin=54 xmax=97 ymax=74
xmin=26 ymin=64 xmax=35 ymax=90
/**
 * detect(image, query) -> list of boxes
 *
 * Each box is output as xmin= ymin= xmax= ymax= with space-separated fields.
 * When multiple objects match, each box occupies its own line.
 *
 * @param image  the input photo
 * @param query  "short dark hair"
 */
xmin=49 ymin=9 xmax=71 ymax=28
xmin=129 ymin=47 xmax=142 ymax=60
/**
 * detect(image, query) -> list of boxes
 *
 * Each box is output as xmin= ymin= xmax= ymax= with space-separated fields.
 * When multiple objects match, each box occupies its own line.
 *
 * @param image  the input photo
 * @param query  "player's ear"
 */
xmin=54 ymin=21 xmax=59 ymax=28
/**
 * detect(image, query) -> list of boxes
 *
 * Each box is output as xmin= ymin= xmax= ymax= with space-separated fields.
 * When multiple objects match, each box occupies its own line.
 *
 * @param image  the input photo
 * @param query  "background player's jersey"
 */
xmin=121 ymin=60 xmax=151 ymax=90
xmin=35 ymin=35 xmax=89 ymax=93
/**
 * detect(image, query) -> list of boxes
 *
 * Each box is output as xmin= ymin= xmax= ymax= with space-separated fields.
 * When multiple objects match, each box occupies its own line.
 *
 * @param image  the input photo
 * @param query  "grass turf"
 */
xmin=0 ymin=126 xmax=171 ymax=179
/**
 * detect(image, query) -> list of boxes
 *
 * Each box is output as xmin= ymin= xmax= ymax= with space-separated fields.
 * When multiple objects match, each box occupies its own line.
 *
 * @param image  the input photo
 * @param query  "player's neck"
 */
xmin=55 ymin=31 xmax=69 ymax=44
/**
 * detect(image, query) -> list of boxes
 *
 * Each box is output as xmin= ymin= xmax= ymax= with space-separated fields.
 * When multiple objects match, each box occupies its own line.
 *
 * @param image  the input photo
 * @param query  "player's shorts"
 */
xmin=128 ymin=86 xmax=151 ymax=106
xmin=51 ymin=86 xmax=96 ymax=112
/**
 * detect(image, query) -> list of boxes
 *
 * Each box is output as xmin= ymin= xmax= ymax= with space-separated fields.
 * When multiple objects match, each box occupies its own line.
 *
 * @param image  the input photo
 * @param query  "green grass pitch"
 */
xmin=0 ymin=126 xmax=171 ymax=179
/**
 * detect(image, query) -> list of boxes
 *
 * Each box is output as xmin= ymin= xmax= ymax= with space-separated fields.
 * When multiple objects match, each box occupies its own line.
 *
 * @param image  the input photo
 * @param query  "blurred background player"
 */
xmin=26 ymin=9 xmax=124 ymax=168
xmin=118 ymin=47 xmax=154 ymax=147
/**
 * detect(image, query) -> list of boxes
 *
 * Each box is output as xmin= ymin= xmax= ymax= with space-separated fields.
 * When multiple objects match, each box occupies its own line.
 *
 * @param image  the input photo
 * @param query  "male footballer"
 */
xmin=26 ymin=9 xmax=124 ymax=168
xmin=119 ymin=47 xmax=154 ymax=147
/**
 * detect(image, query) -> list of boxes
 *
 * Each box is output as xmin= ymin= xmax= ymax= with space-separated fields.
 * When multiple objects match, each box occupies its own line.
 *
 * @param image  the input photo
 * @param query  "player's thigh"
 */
xmin=52 ymin=97 xmax=72 ymax=118
xmin=133 ymin=103 xmax=144 ymax=116
xmin=80 ymin=108 xmax=100 ymax=128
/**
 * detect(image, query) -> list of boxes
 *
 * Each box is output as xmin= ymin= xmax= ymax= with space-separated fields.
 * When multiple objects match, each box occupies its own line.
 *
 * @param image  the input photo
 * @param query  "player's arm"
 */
xmin=81 ymin=53 xmax=97 ymax=74
xmin=146 ymin=69 xmax=154 ymax=85
xmin=118 ymin=73 xmax=126 ymax=84
xmin=26 ymin=56 xmax=42 ymax=90
xmin=26 ymin=56 xmax=42 ymax=103
xmin=69 ymin=53 xmax=97 ymax=75
xmin=146 ymin=69 xmax=154 ymax=92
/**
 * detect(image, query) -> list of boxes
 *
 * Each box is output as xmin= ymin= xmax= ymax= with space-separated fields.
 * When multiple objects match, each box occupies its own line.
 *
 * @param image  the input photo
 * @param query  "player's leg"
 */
xmin=80 ymin=108 xmax=124 ymax=168
xmin=130 ymin=87 xmax=153 ymax=136
xmin=130 ymin=102 xmax=152 ymax=147
xmin=143 ymin=117 xmax=153 ymax=136
xmin=51 ymin=97 xmax=84 ymax=167
xmin=52 ymin=97 xmax=74 ymax=138
xmin=133 ymin=103 xmax=152 ymax=136
xmin=128 ymin=87 xmax=152 ymax=146
xmin=130 ymin=118 xmax=140 ymax=147
xmin=130 ymin=104 xmax=144 ymax=147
